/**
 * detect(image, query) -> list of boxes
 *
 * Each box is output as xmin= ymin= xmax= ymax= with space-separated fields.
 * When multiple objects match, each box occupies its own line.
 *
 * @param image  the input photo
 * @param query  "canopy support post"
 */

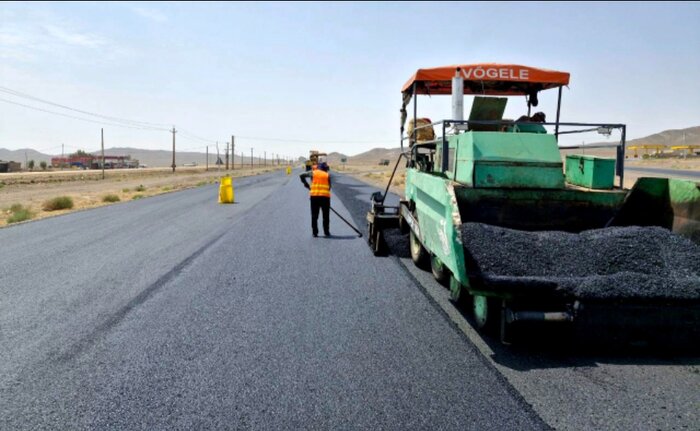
xmin=412 ymin=82 xmax=417 ymax=145
xmin=617 ymin=125 xmax=626 ymax=188
xmin=555 ymin=86 xmax=562 ymax=142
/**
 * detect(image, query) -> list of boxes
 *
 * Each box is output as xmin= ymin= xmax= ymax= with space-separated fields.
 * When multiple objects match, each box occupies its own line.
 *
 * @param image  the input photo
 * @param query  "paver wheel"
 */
xmin=449 ymin=276 xmax=469 ymax=306
xmin=410 ymin=229 xmax=429 ymax=269
xmin=473 ymin=295 xmax=501 ymax=336
xmin=431 ymin=254 xmax=450 ymax=287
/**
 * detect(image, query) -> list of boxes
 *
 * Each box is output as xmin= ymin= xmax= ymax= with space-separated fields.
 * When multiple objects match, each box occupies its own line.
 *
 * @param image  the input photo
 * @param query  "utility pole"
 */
xmin=206 ymin=146 xmax=209 ymax=171
xmin=101 ymin=128 xmax=105 ymax=180
xmin=225 ymin=142 xmax=230 ymax=170
xmin=264 ymin=151 xmax=266 ymax=166
xmin=241 ymin=151 xmax=244 ymax=169
xmin=251 ymin=148 xmax=253 ymax=169
xmin=231 ymin=135 xmax=235 ymax=170
xmin=171 ymin=126 xmax=177 ymax=173
xmin=61 ymin=143 xmax=64 ymax=170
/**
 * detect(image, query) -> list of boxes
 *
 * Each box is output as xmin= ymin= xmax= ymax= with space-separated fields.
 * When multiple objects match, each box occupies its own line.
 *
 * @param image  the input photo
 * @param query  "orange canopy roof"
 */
xmin=402 ymin=63 xmax=570 ymax=95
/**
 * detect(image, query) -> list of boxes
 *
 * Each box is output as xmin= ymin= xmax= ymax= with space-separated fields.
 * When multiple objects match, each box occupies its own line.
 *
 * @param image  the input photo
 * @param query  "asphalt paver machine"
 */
xmin=367 ymin=63 xmax=700 ymax=344
xmin=305 ymin=150 xmax=328 ymax=171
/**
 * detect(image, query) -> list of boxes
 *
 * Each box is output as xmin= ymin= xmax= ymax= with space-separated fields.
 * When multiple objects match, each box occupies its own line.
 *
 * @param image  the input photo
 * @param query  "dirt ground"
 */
xmin=0 ymin=165 xmax=282 ymax=227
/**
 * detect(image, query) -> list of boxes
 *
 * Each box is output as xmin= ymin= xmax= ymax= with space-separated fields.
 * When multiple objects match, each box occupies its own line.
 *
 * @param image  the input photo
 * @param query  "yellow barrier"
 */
xmin=219 ymin=176 xmax=234 ymax=204
xmin=286 ymin=166 xmax=291 ymax=175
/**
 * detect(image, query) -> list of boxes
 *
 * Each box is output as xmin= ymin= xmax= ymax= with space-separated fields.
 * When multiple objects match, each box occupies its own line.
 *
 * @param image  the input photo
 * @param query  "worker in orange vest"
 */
xmin=299 ymin=162 xmax=331 ymax=237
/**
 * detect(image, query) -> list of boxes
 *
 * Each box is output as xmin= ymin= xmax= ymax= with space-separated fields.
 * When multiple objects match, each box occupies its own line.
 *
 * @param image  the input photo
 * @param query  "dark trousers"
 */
xmin=310 ymin=197 xmax=330 ymax=235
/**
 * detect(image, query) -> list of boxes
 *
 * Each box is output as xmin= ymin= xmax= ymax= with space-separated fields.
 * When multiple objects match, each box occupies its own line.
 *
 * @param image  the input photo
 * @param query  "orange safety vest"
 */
xmin=310 ymin=170 xmax=331 ymax=198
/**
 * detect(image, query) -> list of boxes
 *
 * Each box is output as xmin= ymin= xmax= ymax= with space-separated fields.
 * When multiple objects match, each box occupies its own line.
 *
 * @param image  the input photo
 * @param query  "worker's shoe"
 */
xmin=313 ymin=232 xmax=318 ymax=238
xmin=324 ymin=231 xmax=331 ymax=237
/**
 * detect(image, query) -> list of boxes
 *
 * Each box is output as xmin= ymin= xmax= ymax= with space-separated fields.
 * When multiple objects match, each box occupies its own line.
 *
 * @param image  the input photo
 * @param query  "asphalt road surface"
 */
xmin=1 ymin=170 xmax=546 ymax=430
xmin=625 ymin=165 xmax=700 ymax=180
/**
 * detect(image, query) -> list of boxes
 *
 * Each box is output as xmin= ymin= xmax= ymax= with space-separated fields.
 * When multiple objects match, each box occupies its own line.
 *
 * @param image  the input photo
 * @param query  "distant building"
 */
xmin=50 ymin=155 xmax=139 ymax=169
xmin=0 ymin=160 xmax=22 ymax=173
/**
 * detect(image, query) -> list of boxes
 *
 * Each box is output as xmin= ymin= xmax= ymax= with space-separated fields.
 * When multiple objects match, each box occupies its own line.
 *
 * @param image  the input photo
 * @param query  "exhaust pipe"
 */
xmin=452 ymin=68 xmax=464 ymax=121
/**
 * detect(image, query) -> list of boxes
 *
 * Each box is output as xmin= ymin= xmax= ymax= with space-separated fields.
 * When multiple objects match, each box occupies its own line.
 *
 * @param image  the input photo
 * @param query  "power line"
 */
xmin=1 ymin=86 xmax=393 ymax=146
xmin=178 ymin=128 xmax=218 ymax=144
xmin=178 ymin=144 xmax=209 ymax=151
xmin=235 ymin=135 xmax=393 ymax=145
xmin=0 ymin=86 xmax=170 ymax=130
xmin=0 ymin=97 xmax=168 ymax=131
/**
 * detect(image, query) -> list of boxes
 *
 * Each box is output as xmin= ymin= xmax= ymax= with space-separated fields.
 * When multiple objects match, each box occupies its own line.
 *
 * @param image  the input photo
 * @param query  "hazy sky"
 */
xmin=1 ymin=1 xmax=699 ymax=157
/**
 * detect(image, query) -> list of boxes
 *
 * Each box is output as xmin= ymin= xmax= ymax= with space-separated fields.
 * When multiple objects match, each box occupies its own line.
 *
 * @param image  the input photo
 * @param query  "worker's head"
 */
xmin=531 ymin=112 xmax=546 ymax=123
xmin=318 ymin=162 xmax=329 ymax=172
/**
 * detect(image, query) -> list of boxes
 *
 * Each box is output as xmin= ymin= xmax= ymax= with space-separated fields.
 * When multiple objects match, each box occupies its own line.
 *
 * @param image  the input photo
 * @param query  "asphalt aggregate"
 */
xmin=0 ymin=169 xmax=546 ymax=430
xmin=459 ymin=223 xmax=700 ymax=300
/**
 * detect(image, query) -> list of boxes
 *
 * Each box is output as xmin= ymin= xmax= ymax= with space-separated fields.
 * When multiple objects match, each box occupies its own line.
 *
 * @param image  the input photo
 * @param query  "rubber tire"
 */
xmin=449 ymin=276 xmax=468 ymax=306
xmin=473 ymin=295 xmax=501 ymax=336
xmin=431 ymin=254 xmax=450 ymax=286
xmin=410 ymin=229 xmax=430 ymax=269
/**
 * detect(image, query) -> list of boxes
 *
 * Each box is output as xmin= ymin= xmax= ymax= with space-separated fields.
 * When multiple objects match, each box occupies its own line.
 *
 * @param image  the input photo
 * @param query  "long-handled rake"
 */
xmin=329 ymin=206 xmax=363 ymax=238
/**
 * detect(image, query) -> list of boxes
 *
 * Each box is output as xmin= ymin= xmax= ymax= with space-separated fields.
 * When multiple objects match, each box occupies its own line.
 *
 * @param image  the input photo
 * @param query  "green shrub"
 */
xmin=135 ymin=184 xmax=146 ymax=192
xmin=7 ymin=204 xmax=32 ymax=224
xmin=122 ymin=188 xmax=130 ymax=193
xmin=196 ymin=181 xmax=207 ymax=187
xmin=161 ymin=186 xmax=172 ymax=191
xmin=7 ymin=208 xmax=32 ymax=223
xmin=132 ymin=194 xmax=144 ymax=200
xmin=102 ymin=194 xmax=120 ymax=203
xmin=42 ymin=196 xmax=74 ymax=211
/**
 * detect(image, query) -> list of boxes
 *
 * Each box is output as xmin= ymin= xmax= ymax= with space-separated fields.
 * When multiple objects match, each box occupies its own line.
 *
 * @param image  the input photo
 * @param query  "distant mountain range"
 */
xmin=2 ymin=126 xmax=698 ymax=168
xmin=626 ymin=125 xmax=699 ymax=147
xmin=0 ymin=148 xmax=53 ymax=165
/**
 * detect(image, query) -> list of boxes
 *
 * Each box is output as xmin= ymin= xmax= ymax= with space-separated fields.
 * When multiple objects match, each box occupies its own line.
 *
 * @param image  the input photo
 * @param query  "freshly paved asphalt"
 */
xmin=0 ymin=169 xmax=546 ymax=430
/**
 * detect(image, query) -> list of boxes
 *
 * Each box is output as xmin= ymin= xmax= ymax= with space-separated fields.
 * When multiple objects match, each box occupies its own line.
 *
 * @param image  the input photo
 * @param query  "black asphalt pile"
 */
xmin=460 ymin=223 xmax=700 ymax=300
